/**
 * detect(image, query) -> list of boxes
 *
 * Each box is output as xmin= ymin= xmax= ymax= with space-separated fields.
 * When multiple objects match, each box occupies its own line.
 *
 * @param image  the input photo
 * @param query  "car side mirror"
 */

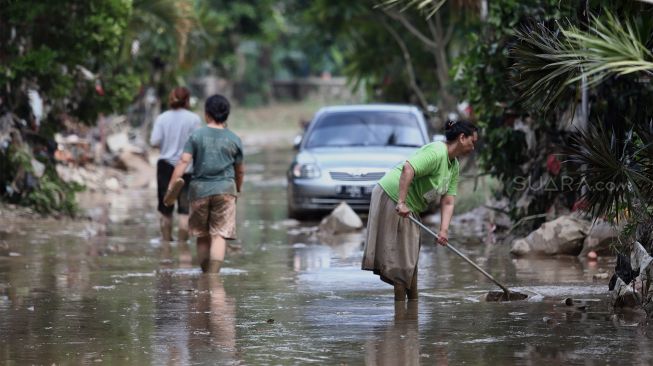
xmin=293 ymin=134 xmax=302 ymax=150
xmin=432 ymin=134 xmax=446 ymax=143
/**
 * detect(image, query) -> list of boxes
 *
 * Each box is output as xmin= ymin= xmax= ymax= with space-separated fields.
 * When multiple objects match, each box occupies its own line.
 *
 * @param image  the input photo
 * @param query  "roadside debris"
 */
xmin=609 ymin=242 xmax=652 ymax=312
xmin=52 ymin=115 xmax=155 ymax=193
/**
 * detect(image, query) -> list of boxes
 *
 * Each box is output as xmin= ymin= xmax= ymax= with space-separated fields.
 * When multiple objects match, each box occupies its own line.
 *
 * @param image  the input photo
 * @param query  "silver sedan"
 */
xmin=287 ymin=104 xmax=436 ymax=219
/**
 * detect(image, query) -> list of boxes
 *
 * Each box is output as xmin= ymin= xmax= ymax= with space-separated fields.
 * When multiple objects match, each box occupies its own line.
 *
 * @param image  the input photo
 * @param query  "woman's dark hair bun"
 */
xmin=444 ymin=120 xmax=457 ymax=131
xmin=168 ymin=87 xmax=190 ymax=109
xmin=444 ymin=119 xmax=478 ymax=142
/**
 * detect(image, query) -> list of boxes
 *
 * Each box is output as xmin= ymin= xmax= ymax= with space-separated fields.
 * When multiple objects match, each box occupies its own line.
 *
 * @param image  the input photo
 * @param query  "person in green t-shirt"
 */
xmin=168 ymin=94 xmax=244 ymax=273
xmin=362 ymin=120 xmax=478 ymax=301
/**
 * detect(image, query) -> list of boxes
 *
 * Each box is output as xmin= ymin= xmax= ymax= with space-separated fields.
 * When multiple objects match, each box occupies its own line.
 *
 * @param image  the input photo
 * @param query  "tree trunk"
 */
xmin=429 ymin=14 xmax=455 ymax=125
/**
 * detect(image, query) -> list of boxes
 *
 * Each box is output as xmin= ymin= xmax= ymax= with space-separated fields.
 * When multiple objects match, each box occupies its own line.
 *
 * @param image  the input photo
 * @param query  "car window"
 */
xmin=304 ymin=111 xmax=424 ymax=148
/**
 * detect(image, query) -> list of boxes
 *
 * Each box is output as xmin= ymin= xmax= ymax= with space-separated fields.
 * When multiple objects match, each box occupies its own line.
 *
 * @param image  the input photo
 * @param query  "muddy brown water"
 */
xmin=1 ymin=147 xmax=651 ymax=365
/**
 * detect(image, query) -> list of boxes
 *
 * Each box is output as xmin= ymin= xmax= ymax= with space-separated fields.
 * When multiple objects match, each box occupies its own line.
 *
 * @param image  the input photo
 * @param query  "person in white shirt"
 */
xmin=150 ymin=87 xmax=201 ymax=242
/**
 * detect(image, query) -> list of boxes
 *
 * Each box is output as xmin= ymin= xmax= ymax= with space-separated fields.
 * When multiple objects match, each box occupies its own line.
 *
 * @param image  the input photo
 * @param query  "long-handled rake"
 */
xmin=408 ymin=216 xmax=528 ymax=302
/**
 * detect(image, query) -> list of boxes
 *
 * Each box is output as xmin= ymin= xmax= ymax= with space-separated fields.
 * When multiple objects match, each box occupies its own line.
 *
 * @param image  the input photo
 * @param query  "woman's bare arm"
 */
xmin=395 ymin=161 xmax=415 ymax=217
xmin=437 ymin=195 xmax=455 ymax=245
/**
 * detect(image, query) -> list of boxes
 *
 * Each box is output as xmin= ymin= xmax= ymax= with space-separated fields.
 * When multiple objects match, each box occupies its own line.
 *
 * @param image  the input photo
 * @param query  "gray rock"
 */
xmin=579 ymin=219 xmax=618 ymax=257
xmin=510 ymin=215 xmax=591 ymax=257
xmin=318 ymin=202 xmax=363 ymax=235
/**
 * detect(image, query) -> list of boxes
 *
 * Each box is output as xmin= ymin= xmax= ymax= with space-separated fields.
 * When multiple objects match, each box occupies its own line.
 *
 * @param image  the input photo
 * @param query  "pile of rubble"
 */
xmin=53 ymin=115 xmax=155 ymax=192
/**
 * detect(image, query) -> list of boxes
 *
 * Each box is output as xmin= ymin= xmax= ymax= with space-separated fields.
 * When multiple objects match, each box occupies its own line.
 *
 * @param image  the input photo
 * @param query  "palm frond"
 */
xmin=512 ymin=10 xmax=653 ymax=111
xmin=634 ymin=120 xmax=653 ymax=203
xmin=565 ymin=122 xmax=653 ymax=220
xmin=511 ymin=23 xmax=578 ymax=110
xmin=377 ymin=0 xmax=447 ymax=18
xmin=562 ymin=12 xmax=653 ymax=83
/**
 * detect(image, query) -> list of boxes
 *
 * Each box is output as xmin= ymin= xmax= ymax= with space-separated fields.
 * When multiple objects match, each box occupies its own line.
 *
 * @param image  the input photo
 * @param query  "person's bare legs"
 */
xmin=394 ymin=282 xmax=407 ymax=301
xmin=197 ymin=235 xmax=211 ymax=271
xmin=160 ymin=213 xmax=173 ymax=242
xmin=197 ymin=234 xmax=226 ymax=273
xmin=160 ymin=240 xmax=173 ymax=267
xmin=177 ymin=214 xmax=189 ymax=243
xmin=206 ymin=234 xmax=226 ymax=273
xmin=210 ymin=234 xmax=226 ymax=261
xmin=178 ymin=241 xmax=193 ymax=268
xmin=407 ymin=267 xmax=418 ymax=300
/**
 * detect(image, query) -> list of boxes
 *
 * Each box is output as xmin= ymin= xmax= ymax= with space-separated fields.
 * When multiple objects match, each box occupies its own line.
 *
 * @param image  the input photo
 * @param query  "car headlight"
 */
xmin=292 ymin=163 xmax=321 ymax=178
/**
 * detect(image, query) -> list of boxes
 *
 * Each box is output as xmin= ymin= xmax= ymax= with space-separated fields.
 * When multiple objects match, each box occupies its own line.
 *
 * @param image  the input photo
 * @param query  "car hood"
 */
xmin=297 ymin=146 xmax=418 ymax=170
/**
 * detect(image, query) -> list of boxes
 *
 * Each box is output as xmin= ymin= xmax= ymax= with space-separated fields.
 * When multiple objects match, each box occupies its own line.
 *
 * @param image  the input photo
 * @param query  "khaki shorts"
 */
xmin=189 ymin=194 xmax=237 ymax=239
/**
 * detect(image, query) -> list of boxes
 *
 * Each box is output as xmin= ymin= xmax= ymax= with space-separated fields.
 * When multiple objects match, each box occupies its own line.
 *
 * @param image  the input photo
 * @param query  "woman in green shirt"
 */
xmin=362 ymin=120 xmax=478 ymax=301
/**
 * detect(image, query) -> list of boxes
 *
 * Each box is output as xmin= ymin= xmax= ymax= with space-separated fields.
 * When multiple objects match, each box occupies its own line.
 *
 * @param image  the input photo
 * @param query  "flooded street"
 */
xmin=1 ymin=147 xmax=651 ymax=365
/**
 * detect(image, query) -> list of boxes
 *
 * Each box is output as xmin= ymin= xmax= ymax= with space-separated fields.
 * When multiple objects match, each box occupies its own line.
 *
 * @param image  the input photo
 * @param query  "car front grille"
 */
xmin=308 ymin=197 xmax=371 ymax=211
xmin=329 ymin=171 xmax=385 ymax=181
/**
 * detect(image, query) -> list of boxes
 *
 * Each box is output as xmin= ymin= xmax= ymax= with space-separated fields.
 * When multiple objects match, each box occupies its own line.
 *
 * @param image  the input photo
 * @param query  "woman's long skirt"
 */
xmin=362 ymin=184 xmax=420 ymax=288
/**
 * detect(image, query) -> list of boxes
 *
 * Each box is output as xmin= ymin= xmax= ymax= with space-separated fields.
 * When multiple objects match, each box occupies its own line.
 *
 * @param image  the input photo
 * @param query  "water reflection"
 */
xmin=293 ymin=244 xmax=331 ymax=271
xmin=291 ymin=232 xmax=364 ymax=271
xmin=512 ymin=257 xmax=586 ymax=283
xmin=153 ymin=273 xmax=238 ymax=365
xmin=188 ymin=275 xmax=237 ymax=363
xmin=153 ymin=271 xmax=190 ymax=365
xmin=159 ymin=241 xmax=193 ymax=269
xmin=365 ymin=301 xmax=420 ymax=366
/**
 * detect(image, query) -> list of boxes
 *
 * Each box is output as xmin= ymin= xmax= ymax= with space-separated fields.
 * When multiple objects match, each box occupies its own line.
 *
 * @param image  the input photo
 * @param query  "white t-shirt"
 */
xmin=150 ymin=109 xmax=201 ymax=166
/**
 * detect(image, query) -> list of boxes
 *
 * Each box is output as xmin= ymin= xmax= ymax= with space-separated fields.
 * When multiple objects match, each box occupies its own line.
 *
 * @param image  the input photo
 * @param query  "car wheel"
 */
xmin=287 ymin=200 xmax=304 ymax=220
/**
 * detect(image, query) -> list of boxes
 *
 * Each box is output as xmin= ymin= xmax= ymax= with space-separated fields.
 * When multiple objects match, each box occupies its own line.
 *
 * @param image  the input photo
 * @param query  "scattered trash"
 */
xmin=593 ymin=272 xmax=609 ymax=280
xmin=610 ymin=242 xmax=651 ymax=309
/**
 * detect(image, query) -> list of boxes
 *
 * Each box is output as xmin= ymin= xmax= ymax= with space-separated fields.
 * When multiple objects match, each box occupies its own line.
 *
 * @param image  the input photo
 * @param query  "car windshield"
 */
xmin=304 ymin=111 xmax=424 ymax=148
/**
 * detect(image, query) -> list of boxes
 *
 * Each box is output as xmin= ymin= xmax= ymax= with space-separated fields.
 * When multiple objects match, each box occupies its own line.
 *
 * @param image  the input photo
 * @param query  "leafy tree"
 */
xmin=452 ymin=0 xmax=577 ymax=225
xmin=302 ymin=0 xmax=476 ymax=123
xmin=0 ymin=0 xmax=136 ymax=125
xmin=399 ymin=0 xmax=652 ymax=232
xmin=0 ymin=0 xmax=137 ymax=214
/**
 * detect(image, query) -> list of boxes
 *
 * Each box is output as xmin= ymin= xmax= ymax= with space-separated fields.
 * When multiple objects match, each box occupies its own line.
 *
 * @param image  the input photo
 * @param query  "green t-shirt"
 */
xmin=378 ymin=141 xmax=459 ymax=213
xmin=183 ymin=126 xmax=243 ymax=200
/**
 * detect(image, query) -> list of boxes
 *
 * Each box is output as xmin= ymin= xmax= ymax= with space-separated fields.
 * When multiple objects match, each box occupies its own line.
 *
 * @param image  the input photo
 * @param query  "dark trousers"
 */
xmin=156 ymin=159 xmax=191 ymax=215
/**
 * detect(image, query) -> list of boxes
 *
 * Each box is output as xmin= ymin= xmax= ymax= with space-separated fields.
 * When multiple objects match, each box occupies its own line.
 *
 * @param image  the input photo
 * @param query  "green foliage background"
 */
xmin=452 ymin=0 xmax=578 ymax=224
